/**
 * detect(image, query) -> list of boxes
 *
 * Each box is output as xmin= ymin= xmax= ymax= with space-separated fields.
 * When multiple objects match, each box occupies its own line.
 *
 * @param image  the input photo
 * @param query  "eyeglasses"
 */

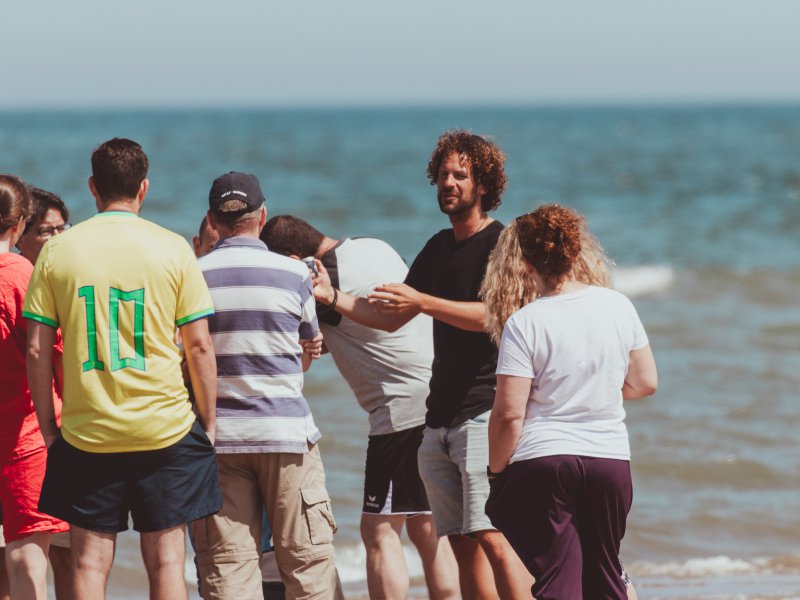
xmin=37 ymin=223 xmax=71 ymax=239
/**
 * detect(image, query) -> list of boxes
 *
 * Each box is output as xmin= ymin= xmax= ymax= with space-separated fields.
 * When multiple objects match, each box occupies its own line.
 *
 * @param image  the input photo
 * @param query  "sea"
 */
xmin=1 ymin=106 xmax=798 ymax=599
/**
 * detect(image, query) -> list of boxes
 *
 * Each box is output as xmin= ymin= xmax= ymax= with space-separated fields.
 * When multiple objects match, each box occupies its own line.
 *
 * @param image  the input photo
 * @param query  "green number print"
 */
xmin=109 ymin=287 xmax=146 ymax=371
xmin=79 ymin=286 xmax=146 ymax=372
xmin=78 ymin=286 xmax=105 ymax=372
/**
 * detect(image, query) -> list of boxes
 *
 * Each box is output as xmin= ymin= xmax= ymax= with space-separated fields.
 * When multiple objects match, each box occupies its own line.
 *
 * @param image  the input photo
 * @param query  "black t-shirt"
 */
xmin=405 ymin=220 xmax=503 ymax=428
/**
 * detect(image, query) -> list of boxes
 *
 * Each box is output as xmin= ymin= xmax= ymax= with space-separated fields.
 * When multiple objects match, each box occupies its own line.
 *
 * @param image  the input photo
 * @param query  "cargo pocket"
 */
xmin=301 ymin=486 xmax=337 ymax=545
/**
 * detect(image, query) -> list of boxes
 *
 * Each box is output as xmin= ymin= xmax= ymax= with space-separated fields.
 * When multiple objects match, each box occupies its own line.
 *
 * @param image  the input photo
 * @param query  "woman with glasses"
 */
xmin=15 ymin=187 xmax=71 ymax=266
xmin=0 ymin=175 xmax=70 ymax=600
xmin=481 ymin=205 xmax=657 ymax=600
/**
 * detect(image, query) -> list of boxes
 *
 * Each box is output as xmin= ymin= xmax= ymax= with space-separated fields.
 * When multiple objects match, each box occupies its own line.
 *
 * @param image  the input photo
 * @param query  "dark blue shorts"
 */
xmin=39 ymin=420 xmax=221 ymax=533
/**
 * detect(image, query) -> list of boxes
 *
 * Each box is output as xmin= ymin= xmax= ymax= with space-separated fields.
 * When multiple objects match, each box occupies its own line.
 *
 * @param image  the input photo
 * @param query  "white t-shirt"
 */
xmin=319 ymin=238 xmax=431 ymax=436
xmin=496 ymin=285 xmax=649 ymax=462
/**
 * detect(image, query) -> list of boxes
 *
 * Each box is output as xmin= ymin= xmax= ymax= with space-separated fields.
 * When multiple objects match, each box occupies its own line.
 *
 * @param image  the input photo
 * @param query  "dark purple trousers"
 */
xmin=485 ymin=455 xmax=632 ymax=600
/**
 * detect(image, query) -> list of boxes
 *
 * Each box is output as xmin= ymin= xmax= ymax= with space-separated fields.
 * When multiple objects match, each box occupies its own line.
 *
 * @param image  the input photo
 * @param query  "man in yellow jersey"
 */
xmin=23 ymin=138 xmax=221 ymax=600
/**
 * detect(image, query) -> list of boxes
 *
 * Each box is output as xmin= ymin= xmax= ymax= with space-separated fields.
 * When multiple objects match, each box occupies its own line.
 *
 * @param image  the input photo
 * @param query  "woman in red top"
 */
xmin=0 ymin=174 xmax=69 ymax=599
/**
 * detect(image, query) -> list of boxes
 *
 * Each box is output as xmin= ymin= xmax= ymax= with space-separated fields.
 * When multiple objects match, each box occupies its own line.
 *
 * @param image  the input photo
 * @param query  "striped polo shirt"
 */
xmin=199 ymin=236 xmax=321 ymax=454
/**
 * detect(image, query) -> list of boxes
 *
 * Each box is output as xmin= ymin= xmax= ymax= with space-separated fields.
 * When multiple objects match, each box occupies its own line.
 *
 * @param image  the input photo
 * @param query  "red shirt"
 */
xmin=0 ymin=253 xmax=60 ymax=460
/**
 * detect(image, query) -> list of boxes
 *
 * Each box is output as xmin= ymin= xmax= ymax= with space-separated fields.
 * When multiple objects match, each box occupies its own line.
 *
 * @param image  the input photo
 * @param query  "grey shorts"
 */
xmin=417 ymin=411 xmax=494 ymax=537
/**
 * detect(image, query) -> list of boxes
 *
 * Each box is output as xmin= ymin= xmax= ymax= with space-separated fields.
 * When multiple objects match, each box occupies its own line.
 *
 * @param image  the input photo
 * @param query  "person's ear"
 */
xmin=10 ymin=215 xmax=28 ymax=247
xmin=88 ymin=177 xmax=104 ymax=211
xmin=138 ymin=179 xmax=149 ymax=203
xmin=206 ymin=210 xmax=218 ymax=230
xmin=88 ymin=176 xmax=99 ymax=200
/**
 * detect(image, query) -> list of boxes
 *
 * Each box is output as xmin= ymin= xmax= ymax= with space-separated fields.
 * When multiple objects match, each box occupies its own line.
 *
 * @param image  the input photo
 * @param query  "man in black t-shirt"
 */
xmin=311 ymin=131 xmax=532 ymax=599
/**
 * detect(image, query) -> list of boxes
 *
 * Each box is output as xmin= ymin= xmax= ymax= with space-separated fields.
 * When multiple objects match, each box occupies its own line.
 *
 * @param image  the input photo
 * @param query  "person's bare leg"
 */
xmin=0 ymin=547 xmax=9 ymax=600
xmin=473 ymin=530 xmax=533 ymax=600
xmin=361 ymin=514 xmax=408 ymax=599
xmin=405 ymin=514 xmax=459 ymax=600
xmin=140 ymin=525 xmax=188 ymax=600
xmin=69 ymin=526 xmax=115 ymax=600
xmin=627 ymin=582 xmax=638 ymax=600
xmin=5 ymin=533 xmax=50 ymax=600
xmin=447 ymin=534 xmax=498 ymax=600
xmin=49 ymin=544 xmax=72 ymax=600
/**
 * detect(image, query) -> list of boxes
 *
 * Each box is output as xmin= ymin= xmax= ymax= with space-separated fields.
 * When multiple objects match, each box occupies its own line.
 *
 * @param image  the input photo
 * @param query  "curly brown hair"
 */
xmin=480 ymin=212 xmax=612 ymax=345
xmin=517 ymin=204 xmax=584 ymax=289
xmin=426 ymin=130 xmax=507 ymax=212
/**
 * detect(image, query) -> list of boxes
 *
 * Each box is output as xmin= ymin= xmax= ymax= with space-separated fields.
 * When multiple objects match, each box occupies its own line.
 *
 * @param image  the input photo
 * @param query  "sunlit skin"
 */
xmin=436 ymin=152 xmax=485 ymax=220
xmin=16 ymin=208 xmax=67 ymax=264
xmin=192 ymin=226 xmax=220 ymax=258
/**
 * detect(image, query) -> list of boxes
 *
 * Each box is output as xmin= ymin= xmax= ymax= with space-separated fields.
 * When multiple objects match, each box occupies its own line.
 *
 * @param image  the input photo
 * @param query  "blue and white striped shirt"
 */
xmin=199 ymin=237 xmax=321 ymax=454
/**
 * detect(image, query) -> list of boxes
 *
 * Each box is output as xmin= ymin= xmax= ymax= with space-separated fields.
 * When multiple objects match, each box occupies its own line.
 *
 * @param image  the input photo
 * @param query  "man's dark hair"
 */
xmin=426 ymin=130 xmax=507 ymax=212
xmin=23 ymin=188 xmax=69 ymax=235
xmin=91 ymin=138 xmax=149 ymax=202
xmin=260 ymin=215 xmax=324 ymax=258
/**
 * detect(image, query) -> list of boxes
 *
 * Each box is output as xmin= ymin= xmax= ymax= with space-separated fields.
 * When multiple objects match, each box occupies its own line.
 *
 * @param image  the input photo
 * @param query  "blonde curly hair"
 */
xmin=480 ymin=210 xmax=613 ymax=345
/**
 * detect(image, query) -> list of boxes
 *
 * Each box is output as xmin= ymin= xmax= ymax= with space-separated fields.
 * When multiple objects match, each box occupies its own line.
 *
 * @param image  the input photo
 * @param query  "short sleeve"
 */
xmin=175 ymin=244 xmax=215 ymax=327
xmin=22 ymin=243 xmax=59 ymax=328
xmin=496 ymin=314 xmax=536 ymax=379
xmin=404 ymin=236 xmax=437 ymax=294
xmin=298 ymin=275 xmax=320 ymax=340
xmin=624 ymin=296 xmax=649 ymax=351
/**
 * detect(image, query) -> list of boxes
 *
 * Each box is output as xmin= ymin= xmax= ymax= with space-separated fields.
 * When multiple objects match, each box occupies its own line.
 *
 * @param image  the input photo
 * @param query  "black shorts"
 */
xmin=363 ymin=424 xmax=430 ymax=515
xmin=39 ymin=420 xmax=221 ymax=533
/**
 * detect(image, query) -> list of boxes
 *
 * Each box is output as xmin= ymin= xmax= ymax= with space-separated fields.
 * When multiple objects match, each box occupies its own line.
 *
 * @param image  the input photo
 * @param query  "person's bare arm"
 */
xmin=181 ymin=318 xmax=217 ymax=444
xmin=53 ymin=349 xmax=64 ymax=398
xmin=622 ymin=345 xmax=657 ymax=400
xmin=488 ymin=375 xmax=532 ymax=474
xmin=312 ymin=260 xmax=415 ymax=332
xmin=368 ymin=283 xmax=487 ymax=332
xmin=26 ymin=321 xmax=59 ymax=448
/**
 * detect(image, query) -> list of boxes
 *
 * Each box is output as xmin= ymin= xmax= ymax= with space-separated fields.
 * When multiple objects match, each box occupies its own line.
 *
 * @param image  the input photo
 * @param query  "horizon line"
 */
xmin=2 ymin=98 xmax=800 ymax=112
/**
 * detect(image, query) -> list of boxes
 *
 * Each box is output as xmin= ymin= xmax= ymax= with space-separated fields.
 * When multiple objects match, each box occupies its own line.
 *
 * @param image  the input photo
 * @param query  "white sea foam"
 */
xmin=212 ymin=542 xmax=426 ymax=586
xmin=612 ymin=265 xmax=675 ymax=297
xmin=632 ymin=555 xmax=759 ymax=578
xmin=333 ymin=542 xmax=425 ymax=584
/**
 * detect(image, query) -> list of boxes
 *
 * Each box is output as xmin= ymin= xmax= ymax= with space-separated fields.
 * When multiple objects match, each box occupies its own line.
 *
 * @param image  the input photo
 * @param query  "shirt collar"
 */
xmin=213 ymin=236 xmax=268 ymax=251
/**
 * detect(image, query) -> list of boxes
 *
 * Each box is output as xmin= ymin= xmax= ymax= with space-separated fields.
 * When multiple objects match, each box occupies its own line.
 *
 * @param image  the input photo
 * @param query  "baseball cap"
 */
xmin=209 ymin=172 xmax=265 ymax=214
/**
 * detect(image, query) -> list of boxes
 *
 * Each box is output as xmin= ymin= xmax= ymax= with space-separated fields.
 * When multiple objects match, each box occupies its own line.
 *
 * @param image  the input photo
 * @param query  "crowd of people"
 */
xmin=0 ymin=130 xmax=657 ymax=600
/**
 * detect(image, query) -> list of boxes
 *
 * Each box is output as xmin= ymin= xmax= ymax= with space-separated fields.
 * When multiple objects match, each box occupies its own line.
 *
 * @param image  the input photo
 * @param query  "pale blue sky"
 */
xmin=3 ymin=0 xmax=799 ymax=108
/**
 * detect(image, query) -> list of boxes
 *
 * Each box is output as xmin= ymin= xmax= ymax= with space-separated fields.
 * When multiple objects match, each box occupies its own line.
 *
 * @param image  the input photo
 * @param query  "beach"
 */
xmin=2 ymin=105 xmax=797 ymax=598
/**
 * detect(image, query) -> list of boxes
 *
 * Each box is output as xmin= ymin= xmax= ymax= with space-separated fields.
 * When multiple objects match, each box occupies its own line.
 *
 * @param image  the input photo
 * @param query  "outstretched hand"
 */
xmin=367 ymin=283 xmax=424 ymax=317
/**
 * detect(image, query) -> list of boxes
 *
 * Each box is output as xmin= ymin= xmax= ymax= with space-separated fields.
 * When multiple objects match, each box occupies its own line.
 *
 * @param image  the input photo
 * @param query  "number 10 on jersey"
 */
xmin=78 ymin=286 xmax=146 ymax=372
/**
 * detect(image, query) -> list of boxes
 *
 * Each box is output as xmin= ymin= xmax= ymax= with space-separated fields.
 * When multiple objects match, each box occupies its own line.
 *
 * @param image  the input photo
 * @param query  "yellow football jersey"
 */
xmin=23 ymin=211 xmax=214 ymax=453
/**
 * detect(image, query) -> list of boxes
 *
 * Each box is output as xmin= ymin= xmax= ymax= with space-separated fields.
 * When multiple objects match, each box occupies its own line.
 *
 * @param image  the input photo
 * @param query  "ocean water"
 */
xmin=2 ymin=106 xmax=799 ymax=598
